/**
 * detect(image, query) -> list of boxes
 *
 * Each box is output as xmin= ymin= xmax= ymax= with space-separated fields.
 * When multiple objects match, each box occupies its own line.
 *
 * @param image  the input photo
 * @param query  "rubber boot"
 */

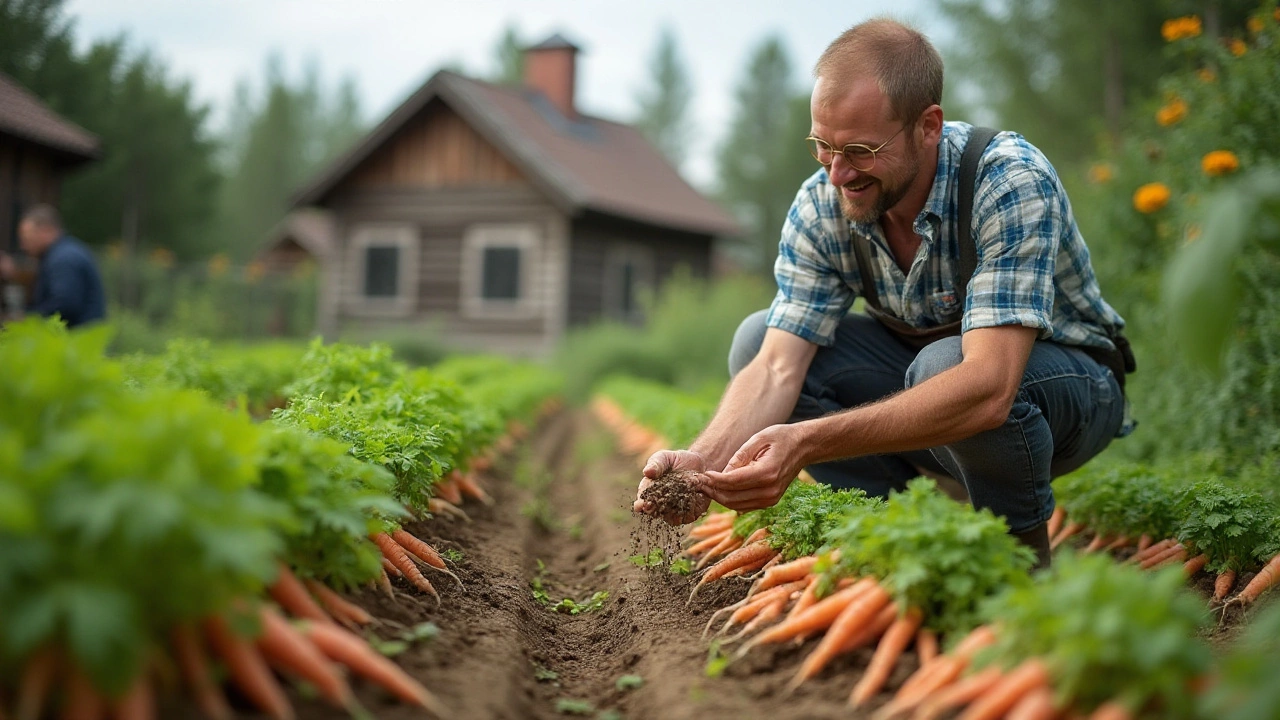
xmin=1012 ymin=522 xmax=1052 ymax=572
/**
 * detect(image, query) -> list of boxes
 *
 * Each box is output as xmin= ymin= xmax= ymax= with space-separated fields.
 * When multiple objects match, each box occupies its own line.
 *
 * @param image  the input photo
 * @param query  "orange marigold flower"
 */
xmin=1156 ymin=98 xmax=1188 ymax=126
xmin=207 ymin=253 xmax=230 ymax=278
xmin=1228 ymin=38 xmax=1247 ymax=56
xmin=1162 ymin=16 xmax=1203 ymax=42
xmin=245 ymin=261 xmax=266 ymax=283
xmin=1247 ymin=16 xmax=1264 ymax=34
xmin=1202 ymin=150 xmax=1241 ymax=176
xmin=1133 ymin=183 xmax=1172 ymax=214
xmin=1197 ymin=68 xmax=1217 ymax=83
xmin=149 ymin=247 xmax=175 ymax=269
xmin=1088 ymin=163 xmax=1114 ymax=184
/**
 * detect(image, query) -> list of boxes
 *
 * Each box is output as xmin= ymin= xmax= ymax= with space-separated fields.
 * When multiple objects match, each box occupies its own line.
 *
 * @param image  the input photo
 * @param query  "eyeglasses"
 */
xmin=805 ymin=125 xmax=905 ymax=172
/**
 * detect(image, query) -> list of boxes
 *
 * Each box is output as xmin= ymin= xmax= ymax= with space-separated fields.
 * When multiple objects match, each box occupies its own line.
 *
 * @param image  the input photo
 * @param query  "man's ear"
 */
xmin=915 ymin=104 xmax=945 ymax=146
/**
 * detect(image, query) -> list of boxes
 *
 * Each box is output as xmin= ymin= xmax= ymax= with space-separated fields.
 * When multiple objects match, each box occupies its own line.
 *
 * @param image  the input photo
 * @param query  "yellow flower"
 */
xmin=1247 ymin=16 xmax=1264 ymax=34
xmin=1133 ymin=183 xmax=1172 ymax=214
xmin=1088 ymin=163 xmax=1114 ymax=184
xmin=106 ymin=242 xmax=124 ymax=260
xmin=1202 ymin=150 xmax=1240 ymax=176
xmin=1162 ymin=16 xmax=1203 ymax=42
xmin=149 ymin=247 xmax=175 ymax=269
xmin=1229 ymin=38 xmax=1247 ymax=56
xmin=1197 ymin=68 xmax=1216 ymax=83
xmin=207 ymin=253 xmax=230 ymax=278
xmin=245 ymin=261 xmax=266 ymax=283
xmin=1155 ymin=98 xmax=1188 ymax=126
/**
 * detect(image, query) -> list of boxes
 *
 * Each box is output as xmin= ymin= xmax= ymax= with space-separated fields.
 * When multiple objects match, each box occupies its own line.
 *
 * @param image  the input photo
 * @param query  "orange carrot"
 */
xmin=1232 ymin=552 xmax=1280 ymax=605
xmin=169 ymin=624 xmax=232 ymax=720
xmin=426 ymin=497 xmax=470 ymax=522
xmin=109 ymin=672 xmax=154 ymax=720
xmin=1088 ymin=701 xmax=1133 ymax=720
xmin=304 ymin=579 xmax=373 ymax=630
xmin=203 ymin=615 xmax=294 ymax=720
xmin=1136 ymin=534 xmax=1153 ymax=553
xmin=267 ymin=563 xmax=331 ymax=624
xmin=435 ymin=474 xmax=463 ymax=505
xmin=957 ymin=658 xmax=1051 ymax=720
xmin=255 ymin=606 xmax=352 ymax=708
xmin=687 ymin=520 xmax=733 ymax=540
xmin=850 ymin=606 xmax=925 ymax=705
xmin=1128 ymin=538 xmax=1175 ymax=564
xmin=695 ymin=534 xmax=744 ymax=571
xmin=1047 ymin=506 xmax=1066 ymax=540
xmin=1104 ymin=535 xmax=1132 ymax=552
xmin=1140 ymin=543 xmax=1186 ymax=570
xmin=741 ymin=579 xmax=874 ymax=655
xmin=1183 ymin=553 xmax=1209 ymax=577
xmin=372 ymin=533 xmax=439 ymax=603
xmin=720 ymin=553 xmax=778 ymax=581
xmin=380 ymin=557 xmax=401 ymax=578
xmin=303 ymin=622 xmax=448 ymax=717
xmin=1006 ymin=685 xmax=1057 ymax=720
xmin=880 ymin=655 xmax=966 ymax=719
xmin=376 ymin=567 xmax=395 ymax=598
xmin=455 ymin=473 xmax=493 ymax=505
xmin=916 ymin=628 xmax=939 ymax=664
xmin=752 ymin=556 xmax=820 ymax=596
xmin=839 ymin=600 xmax=900 ymax=654
xmin=1146 ymin=546 xmax=1188 ymax=570
xmin=711 ymin=580 xmax=807 ymax=638
xmin=724 ymin=596 xmax=789 ymax=644
xmin=789 ymin=583 xmax=892 ymax=687
xmin=915 ymin=667 xmax=1003 ymax=720
xmin=15 ymin=647 xmax=57 ymax=720
xmin=685 ymin=528 xmax=733 ymax=558
xmin=62 ymin=663 xmax=106 ymax=720
xmin=785 ymin=576 xmax=821 ymax=621
xmin=691 ymin=541 xmax=779 ymax=601
xmin=470 ymin=455 xmax=492 ymax=472
xmin=1213 ymin=569 xmax=1238 ymax=602
xmin=1050 ymin=521 xmax=1084 ymax=550
xmin=392 ymin=530 xmax=463 ymax=588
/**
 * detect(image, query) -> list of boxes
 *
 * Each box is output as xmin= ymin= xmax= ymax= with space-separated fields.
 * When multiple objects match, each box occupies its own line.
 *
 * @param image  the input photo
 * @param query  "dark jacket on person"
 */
xmin=29 ymin=235 xmax=107 ymax=328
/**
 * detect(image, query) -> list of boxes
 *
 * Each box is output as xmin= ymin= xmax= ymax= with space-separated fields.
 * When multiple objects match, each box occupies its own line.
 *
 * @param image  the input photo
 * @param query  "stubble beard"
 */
xmin=837 ymin=144 xmax=921 ymax=224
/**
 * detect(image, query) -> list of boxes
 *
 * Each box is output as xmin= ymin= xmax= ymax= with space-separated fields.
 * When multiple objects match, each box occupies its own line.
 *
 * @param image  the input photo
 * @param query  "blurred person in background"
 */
xmin=0 ymin=204 xmax=106 ymax=328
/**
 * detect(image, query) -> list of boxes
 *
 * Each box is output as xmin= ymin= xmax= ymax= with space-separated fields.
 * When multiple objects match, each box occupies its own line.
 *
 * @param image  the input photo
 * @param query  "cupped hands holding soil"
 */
xmin=636 ymin=469 xmax=710 ymax=526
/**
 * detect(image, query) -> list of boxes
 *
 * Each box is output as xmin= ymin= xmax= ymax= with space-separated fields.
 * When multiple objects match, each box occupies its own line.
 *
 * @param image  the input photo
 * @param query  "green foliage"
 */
xmin=1055 ymin=462 xmax=1185 ymax=542
xmin=634 ymin=26 xmax=693 ymax=170
xmin=1173 ymin=480 xmax=1280 ymax=572
xmin=824 ymin=479 xmax=1035 ymax=635
xmin=364 ymin=621 xmax=438 ymax=658
xmin=555 ymin=698 xmax=595 ymax=716
xmin=615 ymin=674 xmax=644 ymax=691
xmin=733 ymin=482 xmax=883 ymax=560
xmin=594 ymin=375 xmax=720 ymax=448
xmin=490 ymin=23 xmax=525 ymax=85
xmin=1203 ymin=602 xmax=1280 ymax=720
xmin=979 ymin=553 xmax=1211 ymax=717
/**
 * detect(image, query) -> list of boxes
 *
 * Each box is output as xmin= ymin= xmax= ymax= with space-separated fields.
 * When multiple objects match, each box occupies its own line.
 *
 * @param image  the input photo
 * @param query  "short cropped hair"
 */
xmin=21 ymin=204 xmax=63 ymax=231
xmin=813 ymin=18 xmax=943 ymax=124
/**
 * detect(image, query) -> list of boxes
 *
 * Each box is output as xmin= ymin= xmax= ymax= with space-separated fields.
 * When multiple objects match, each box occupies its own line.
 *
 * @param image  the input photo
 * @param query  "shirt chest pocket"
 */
xmin=928 ymin=287 xmax=962 ymax=321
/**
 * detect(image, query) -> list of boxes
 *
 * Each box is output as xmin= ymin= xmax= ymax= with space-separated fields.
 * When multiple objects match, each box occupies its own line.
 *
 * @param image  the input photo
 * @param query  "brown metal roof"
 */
xmin=295 ymin=71 xmax=739 ymax=237
xmin=0 ymin=72 xmax=99 ymax=161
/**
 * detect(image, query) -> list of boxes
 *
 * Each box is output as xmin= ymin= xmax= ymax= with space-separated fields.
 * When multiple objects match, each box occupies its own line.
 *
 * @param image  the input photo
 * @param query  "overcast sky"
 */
xmin=64 ymin=0 xmax=941 ymax=189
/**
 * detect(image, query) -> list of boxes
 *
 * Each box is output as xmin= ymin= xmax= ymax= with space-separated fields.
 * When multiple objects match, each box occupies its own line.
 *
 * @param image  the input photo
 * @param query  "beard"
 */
xmin=837 ymin=142 xmax=921 ymax=224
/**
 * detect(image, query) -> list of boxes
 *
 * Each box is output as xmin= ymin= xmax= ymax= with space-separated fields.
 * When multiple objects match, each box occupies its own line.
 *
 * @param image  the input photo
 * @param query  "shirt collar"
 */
xmin=914 ymin=122 xmax=964 ymax=239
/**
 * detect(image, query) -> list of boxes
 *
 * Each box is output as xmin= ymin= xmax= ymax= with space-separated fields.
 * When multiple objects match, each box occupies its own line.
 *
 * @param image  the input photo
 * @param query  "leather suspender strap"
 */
xmin=955 ymin=126 xmax=999 ymax=309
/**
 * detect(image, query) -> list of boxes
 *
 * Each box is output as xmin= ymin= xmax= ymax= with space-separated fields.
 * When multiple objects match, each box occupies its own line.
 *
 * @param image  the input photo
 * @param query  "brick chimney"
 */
xmin=523 ymin=33 xmax=580 ymax=119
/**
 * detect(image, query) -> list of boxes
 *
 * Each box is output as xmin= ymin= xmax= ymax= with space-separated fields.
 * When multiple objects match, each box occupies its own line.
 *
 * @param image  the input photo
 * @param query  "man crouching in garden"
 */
xmin=634 ymin=18 xmax=1133 ymax=569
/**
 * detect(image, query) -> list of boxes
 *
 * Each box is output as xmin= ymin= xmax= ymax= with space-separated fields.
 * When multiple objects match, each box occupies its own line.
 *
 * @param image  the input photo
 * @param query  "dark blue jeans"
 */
xmin=728 ymin=311 xmax=1126 ymax=533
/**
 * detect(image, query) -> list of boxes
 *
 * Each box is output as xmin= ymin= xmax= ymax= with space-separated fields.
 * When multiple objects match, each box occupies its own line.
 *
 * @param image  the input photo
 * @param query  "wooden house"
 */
xmin=287 ymin=34 xmax=739 ymax=355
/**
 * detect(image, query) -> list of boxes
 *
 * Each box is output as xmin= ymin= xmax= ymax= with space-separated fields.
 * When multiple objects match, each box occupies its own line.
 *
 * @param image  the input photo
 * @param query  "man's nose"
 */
xmin=827 ymin=154 xmax=863 ymax=186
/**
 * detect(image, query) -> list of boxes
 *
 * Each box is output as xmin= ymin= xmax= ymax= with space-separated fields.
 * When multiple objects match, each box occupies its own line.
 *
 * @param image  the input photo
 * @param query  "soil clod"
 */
xmin=639 ymin=470 xmax=702 ymax=520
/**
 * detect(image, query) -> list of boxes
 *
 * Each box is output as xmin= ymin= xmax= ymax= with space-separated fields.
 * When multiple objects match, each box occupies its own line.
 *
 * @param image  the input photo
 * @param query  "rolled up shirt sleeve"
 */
xmin=766 ymin=185 xmax=856 ymax=347
xmin=962 ymin=166 xmax=1060 ymax=337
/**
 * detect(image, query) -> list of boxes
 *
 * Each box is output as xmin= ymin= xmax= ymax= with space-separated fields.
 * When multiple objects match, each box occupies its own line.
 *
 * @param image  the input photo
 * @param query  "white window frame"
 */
xmin=461 ymin=223 xmax=541 ymax=319
xmin=603 ymin=242 xmax=655 ymax=322
xmin=348 ymin=224 xmax=418 ymax=316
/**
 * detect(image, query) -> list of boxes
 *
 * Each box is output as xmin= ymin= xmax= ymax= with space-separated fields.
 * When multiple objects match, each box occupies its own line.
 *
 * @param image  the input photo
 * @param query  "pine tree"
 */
xmin=635 ymin=27 xmax=693 ymax=172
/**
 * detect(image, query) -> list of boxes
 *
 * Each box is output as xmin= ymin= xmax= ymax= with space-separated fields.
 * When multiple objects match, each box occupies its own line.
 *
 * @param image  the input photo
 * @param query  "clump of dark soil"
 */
xmin=639 ymin=470 xmax=702 ymax=519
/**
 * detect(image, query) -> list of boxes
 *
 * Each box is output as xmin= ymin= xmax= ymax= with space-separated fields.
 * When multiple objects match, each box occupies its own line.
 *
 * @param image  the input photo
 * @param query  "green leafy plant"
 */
xmin=615 ymin=674 xmax=644 ymax=691
xmin=1174 ymin=479 xmax=1280 ymax=573
xmin=555 ymin=698 xmax=596 ymax=715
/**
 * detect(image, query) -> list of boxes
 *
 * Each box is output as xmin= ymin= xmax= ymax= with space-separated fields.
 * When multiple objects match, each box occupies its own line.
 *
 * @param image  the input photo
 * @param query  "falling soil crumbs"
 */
xmin=639 ymin=469 xmax=703 ymax=519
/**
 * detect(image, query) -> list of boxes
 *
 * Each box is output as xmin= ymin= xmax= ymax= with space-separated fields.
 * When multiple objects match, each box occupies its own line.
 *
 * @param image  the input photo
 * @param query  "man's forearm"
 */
xmin=689 ymin=358 xmax=804 ymax=472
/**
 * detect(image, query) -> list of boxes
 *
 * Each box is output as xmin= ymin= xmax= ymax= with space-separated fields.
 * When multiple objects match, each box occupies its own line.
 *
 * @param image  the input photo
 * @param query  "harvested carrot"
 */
xmin=837 ymin=601 xmax=899 ymax=656
xmin=957 ymin=658 xmax=1051 ymax=720
xmin=741 ymin=579 xmax=874 ymax=657
xmin=372 ymin=533 xmax=439 ymax=603
xmin=786 ymin=576 xmax=821 ymax=621
xmin=1006 ymin=685 xmax=1057 ymax=720
xmin=1136 ymin=534 xmax=1153 ymax=553
xmin=380 ymin=557 xmax=401 ymax=578
xmin=434 ymin=474 xmax=463 ymax=505
xmin=1139 ymin=543 xmax=1186 ymax=570
xmin=1103 ymin=535 xmax=1131 ymax=552
xmin=695 ymin=534 xmax=744 ymax=571
xmin=1050 ymin=521 xmax=1084 ymax=550
xmin=255 ymin=606 xmax=352 ymax=708
xmin=470 ymin=455 xmax=493 ymax=472
xmin=850 ymin=606 xmax=924 ymax=705
xmin=754 ymin=553 xmax=784 ymax=576
xmin=1231 ymin=552 xmax=1280 ymax=605
xmin=916 ymin=628 xmax=939 ymax=664
xmin=15 ymin=647 xmax=57 ymax=720
xmin=267 ymin=563 xmax=331 ymax=624
xmin=721 ymin=552 xmax=778 ymax=581
xmin=1128 ymin=538 xmax=1175 ymax=565
xmin=1213 ymin=569 xmax=1238 ymax=601
xmin=203 ymin=615 xmax=294 ymax=720
xmin=169 ymin=624 xmax=232 ymax=720
xmin=752 ymin=556 xmax=821 ymax=597
xmin=426 ymin=497 xmax=470 ymax=522
xmin=455 ymin=473 xmax=493 ymax=505
xmin=303 ymin=622 xmax=448 ymax=717
xmin=1047 ymin=506 xmax=1066 ymax=540
xmin=723 ymin=595 xmax=790 ymax=644
xmin=691 ymin=541 xmax=778 ymax=601
xmin=304 ymin=579 xmax=373 ymax=630
xmin=1184 ymin=553 xmax=1209 ymax=578
xmin=878 ymin=655 xmax=965 ymax=719
xmin=685 ymin=528 xmax=733 ymax=558
xmin=789 ymin=583 xmax=892 ymax=688
xmin=376 ymin=567 xmax=395 ymax=598
xmin=109 ymin=671 xmax=154 ymax=720
xmin=1088 ymin=701 xmax=1133 ymax=720
xmin=62 ymin=663 xmax=106 ymax=720
xmin=915 ymin=667 xmax=1003 ymax=720
xmin=392 ymin=530 xmax=463 ymax=588
xmin=1146 ymin=546 xmax=1188 ymax=571
xmin=708 ymin=580 xmax=807 ymax=638
xmin=687 ymin=520 xmax=733 ymax=540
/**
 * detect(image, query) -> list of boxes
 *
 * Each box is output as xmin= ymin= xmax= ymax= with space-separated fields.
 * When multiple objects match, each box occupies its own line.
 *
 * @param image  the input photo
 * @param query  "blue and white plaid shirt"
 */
xmin=767 ymin=122 xmax=1126 ymax=351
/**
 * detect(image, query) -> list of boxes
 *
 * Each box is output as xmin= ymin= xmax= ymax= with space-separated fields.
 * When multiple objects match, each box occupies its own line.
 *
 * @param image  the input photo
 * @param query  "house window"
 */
xmin=364 ymin=246 xmax=400 ymax=297
xmin=462 ymin=223 xmax=540 ymax=318
xmin=605 ymin=243 xmax=654 ymax=322
xmin=349 ymin=224 xmax=418 ymax=316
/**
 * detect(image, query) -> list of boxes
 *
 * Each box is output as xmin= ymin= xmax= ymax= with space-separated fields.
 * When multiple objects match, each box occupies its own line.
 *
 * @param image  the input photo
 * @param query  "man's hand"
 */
xmin=633 ymin=449 xmax=712 ymax=525
xmin=701 ymin=424 xmax=809 ymax=512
